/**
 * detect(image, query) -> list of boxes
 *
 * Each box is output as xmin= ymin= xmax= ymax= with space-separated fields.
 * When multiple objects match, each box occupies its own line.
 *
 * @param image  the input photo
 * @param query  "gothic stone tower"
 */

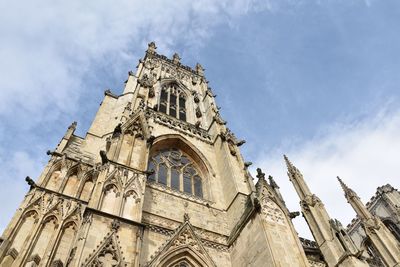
xmin=0 ymin=43 xmax=312 ymax=267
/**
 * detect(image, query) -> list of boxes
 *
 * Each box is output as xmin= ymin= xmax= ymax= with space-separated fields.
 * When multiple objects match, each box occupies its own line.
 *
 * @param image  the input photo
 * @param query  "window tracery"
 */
xmin=383 ymin=220 xmax=400 ymax=243
xmin=147 ymin=149 xmax=203 ymax=198
xmin=171 ymin=260 xmax=190 ymax=267
xmin=157 ymin=83 xmax=186 ymax=121
xmin=363 ymin=238 xmax=384 ymax=266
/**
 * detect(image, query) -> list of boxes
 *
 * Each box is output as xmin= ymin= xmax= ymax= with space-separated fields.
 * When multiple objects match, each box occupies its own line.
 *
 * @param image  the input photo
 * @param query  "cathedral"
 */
xmin=1 ymin=42 xmax=400 ymax=267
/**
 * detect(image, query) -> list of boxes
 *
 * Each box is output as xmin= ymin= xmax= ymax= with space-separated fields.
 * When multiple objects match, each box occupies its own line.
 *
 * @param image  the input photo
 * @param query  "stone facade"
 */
xmin=0 ymin=43 xmax=399 ymax=267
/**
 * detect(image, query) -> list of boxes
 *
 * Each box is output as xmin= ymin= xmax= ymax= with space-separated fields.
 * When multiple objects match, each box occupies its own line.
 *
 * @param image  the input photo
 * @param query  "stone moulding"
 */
xmin=147 ymin=52 xmax=204 ymax=78
xmin=146 ymin=181 xmax=213 ymax=206
xmin=142 ymin=213 xmax=229 ymax=252
xmin=146 ymin=109 xmax=212 ymax=143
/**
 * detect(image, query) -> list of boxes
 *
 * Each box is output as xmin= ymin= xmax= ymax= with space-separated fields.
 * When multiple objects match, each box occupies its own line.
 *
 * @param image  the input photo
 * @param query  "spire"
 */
xmin=337 ymin=176 xmax=358 ymax=200
xmin=283 ymin=154 xmax=295 ymax=173
xmin=337 ymin=176 xmax=372 ymax=221
xmin=283 ymin=155 xmax=311 ymax=199
xmin=337 ymin=178 xmax=400 ymax=265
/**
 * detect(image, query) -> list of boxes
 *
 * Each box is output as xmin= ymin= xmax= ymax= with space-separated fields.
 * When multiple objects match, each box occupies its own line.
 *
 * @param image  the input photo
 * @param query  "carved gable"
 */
xmin=146 ymin=219 xmax=216 ymax=267
xmin=82 ymin=224 xmax=124 ymax=267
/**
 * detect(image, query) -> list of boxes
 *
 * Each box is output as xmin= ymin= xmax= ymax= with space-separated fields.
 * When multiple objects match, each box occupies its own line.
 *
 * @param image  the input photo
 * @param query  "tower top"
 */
xmin=144 ymin=41 xmax=206 ymax=78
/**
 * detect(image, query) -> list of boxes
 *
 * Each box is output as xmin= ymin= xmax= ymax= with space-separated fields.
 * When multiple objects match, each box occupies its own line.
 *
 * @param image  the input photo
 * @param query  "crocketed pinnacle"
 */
xmin=283 ymin=154 xmax=300 ymax=177
xmin=337 ymin=176 xmax=358 ymax=199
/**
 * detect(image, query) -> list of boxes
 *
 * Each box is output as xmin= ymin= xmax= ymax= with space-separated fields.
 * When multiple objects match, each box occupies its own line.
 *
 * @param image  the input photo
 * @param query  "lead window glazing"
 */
xmin=157 ymin=83 xmax=186 ymax=121
xmin=147 ymin=149 xmax=203 ymax=198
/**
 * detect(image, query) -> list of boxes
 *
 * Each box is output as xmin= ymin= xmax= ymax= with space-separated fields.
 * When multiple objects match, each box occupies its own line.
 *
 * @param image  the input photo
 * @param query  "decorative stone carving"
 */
xmin=112 ymin=123 xmax=122 ymax=139
xmin=146 ymin=109 xmax=212 ymax=143
xmin=138 ymin=73 xmax=155 ymax=88
xmin=256 ymin=168 xmax=266 ymax=180
xmin=172 ymin=53 xmax=181 ymax=65
xmin=147 ymin=41 xmax=157 ymax=54
xmin=213 ymin=112 xmax=226 ymax=125
xmin=261 ymin=197 xmax=286 ymax=226
xmin=99 ymin=150 xmax=109 ymax=165
xmin=145 ymin=220 xmax=217 ymax=267
xmin=195 ymin=63 xmax=204 ymax=76
xmin=195 ymin=107 xmax=202 ymax=118
xmin=83 ymin=233 xmax=123 ymax=267
xmin=302 ymin=194 xmax=322 ymax=208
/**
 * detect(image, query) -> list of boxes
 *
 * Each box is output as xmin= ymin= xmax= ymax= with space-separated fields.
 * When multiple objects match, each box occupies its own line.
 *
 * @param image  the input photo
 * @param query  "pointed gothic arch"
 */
xmin=62 ymin=164 xmax=83 ymax=197
xmin=108 ymin=111 xmax=150 ymax=167
xmin=26 ymin=215 xmax=58 ymax=266
xmin=45 ymin=161 xmax=63 ymax=191
xmin=150 ymin=134 xmax=215 ymax=177
xmin=100 ymin=184 xmax=120 ymax=215
xmin=0 ymin=210 xmax=39 ymax=266
xmin=145 ymin=220 xmax=216 ymax=267
xmin=156 ymin=78 xmax=191 ymax=122
xmin=361 ymin=237 xmax=384 ymax=266
xmin=121 ymin=190 xmax=140 ymax=220
xmin=78 ymin=169 xmax=97 ymax=201
xmin=382 ymin=219 xmax=400 ymax=243
xmin=50 ymin=221 xmax=78 ymax=266
xmin=148 ymin=135 xmax=214 ymax=200
xmin=82 ymin=231 xmax=124 ymax=267
xmin=158 ymin=247 xmax=212 ymax=267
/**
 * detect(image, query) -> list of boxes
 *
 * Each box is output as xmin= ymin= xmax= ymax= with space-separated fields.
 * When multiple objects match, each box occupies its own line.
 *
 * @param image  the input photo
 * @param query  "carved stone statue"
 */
xmin=100 ymin=150 xmax=108 ymax=165
xmin=112 ymin=123 xmax=122 ymax=139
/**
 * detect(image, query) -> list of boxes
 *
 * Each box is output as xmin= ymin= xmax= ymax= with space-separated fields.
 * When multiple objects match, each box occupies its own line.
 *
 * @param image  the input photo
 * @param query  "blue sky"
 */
xmin=1 ymin=0 xmax=400 ymax=238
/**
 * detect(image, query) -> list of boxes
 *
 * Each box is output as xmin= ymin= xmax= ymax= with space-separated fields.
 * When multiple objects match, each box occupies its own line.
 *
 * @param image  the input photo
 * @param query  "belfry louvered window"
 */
xmin=147 ymin=148 xmax=203 ymax=198
xmin=158 ymin=83 xmax=186 ymax=121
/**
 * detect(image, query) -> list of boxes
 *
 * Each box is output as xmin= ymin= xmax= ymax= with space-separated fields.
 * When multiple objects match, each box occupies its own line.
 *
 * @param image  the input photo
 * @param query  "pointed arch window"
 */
xmin=147 ymin=149 xmax=203 ymax=198
xmin=157 ymin=83 xmax=186 ymax=121
xmin=172 ymin=261 xmax=190 ymax=267
xmin=383 ymin=220 xmax=400 ymax=243
xmin=363 ymin=238 xmax=384 ymax=266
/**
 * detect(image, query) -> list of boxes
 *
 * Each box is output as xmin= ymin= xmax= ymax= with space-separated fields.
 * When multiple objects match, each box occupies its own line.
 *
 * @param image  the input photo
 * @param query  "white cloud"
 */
xmin=0 ymin=0 xmax=273 ymax=122
xmin=255 ymin=107 xmax=400 ymax=239
xmin=0 ymin=151 xmax=44 ymax=233
xmin=0 ymin=0 xmax=275 ymax=232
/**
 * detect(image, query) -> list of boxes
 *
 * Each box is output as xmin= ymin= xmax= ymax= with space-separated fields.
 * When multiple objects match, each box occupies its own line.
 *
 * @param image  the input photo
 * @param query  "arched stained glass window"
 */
xmin=157 ymin=83 xmax=186 ymax=121
xmin=363 ymin=238 xmax=384 ymax=266
xmin=158 ymin=164 xmax=168 ymax=186
xmin=147 ymin=148 xmax=203 ymax=198
xmin=383 ymin=220 xmax=400 ymax=243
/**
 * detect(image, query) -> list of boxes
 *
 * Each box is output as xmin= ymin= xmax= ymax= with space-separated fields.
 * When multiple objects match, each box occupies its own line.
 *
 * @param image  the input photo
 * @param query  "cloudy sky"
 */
xmin=1 ymin=0 xmax=400 ymax=239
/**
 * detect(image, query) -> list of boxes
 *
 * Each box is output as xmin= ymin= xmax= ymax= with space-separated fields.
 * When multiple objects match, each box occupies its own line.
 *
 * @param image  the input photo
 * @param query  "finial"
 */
xmin=68 ymin=121 xmax=77 ymax=130
xmin=283 ymin=154 xmax=292 ymax=168
xmin=195 ymin=63 xmax=204 ymax=76
xmin=268 ymin=175 xmax=279 ymax=189
xmin=337 ymin=176 xmax=358 ymax=199
xmin=283 ymin=154 xmax=299 ymax=176
xmin=256 ymin=168 xmax=266 ymax=180
xmin=337 ymin=176 xmax=347 ymax=191
xmin=147 ymin=42 xmax=157 ymax=53
xmin=184 ymin=213 xmax=190 ymax=222
xmin=111 ymin=220 xmax=120 ymax=232
xmin=172 ymin=53 xmax=181 ymax=64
